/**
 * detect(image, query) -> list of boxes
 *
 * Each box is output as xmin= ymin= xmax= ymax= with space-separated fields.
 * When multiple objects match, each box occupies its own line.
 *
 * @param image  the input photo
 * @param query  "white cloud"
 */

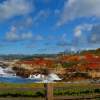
xmin=74 ymin=24 xmax=93 ymax=37
xmin=5 ymin=26 xmax=33 ymax=41
xmin=0 ymin=0 xmax=33 ymax=20
xmin=6 ymin=32 xmax=19 ymax=41
xmin=74 ymin=27 xmax=82 ymax=37
xmin=57 ymin=0 xmax=100 ymax=26
xmin=6 ymin=26 xmax=19 ymax=41
xmin=33 ymin=35 xmax=44 ymax=41
xmin=61 ymin=33 xmax=67 ymax=41
xmin=74 ymin=24 xmax=100 ymax=45
xmin=5 ymin=26 xmax=44 ymax=42
xmin=89 ymin=24 xmax=100 ymax=43
xmin=12 ymin=10 xmax=49 ymax=29
xmin=32 ymin=10 xmax=50 ymax=25
xmin=26 ymin=17 xmax=33 ymax=26
xmin=21 ymin=32 xmax=33 ymax=40
xmin=91 ymin=34 xmax=97 ymax=42
xmin=12 ymin=16 xmax=34 ymax=31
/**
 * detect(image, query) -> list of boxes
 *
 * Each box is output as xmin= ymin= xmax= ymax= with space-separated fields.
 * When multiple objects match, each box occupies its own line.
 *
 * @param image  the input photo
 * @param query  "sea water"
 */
xmin=0 ymin=66 xmax=61 ymax=83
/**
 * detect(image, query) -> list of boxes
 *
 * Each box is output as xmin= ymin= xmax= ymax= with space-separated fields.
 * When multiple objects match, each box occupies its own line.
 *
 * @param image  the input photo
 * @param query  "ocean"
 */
xmin=0 ymin=66 xmax=61 ymax=83
xmin=0 ymin=76 xmax=41 ymax=83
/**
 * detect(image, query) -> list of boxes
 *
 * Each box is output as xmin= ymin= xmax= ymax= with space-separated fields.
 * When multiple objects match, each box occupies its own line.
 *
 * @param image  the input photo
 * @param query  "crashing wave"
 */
xmin=28 ymin=73 xmax=61 ymax=82
xmin=0 ymin=67 xmax=16 ymax=78
xmin=0 ymin=66 xmax=62 ymax=82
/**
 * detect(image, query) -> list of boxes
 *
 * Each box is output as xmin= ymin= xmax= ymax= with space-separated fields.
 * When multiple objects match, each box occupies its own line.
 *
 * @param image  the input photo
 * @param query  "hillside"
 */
xmin=80 ymin=48 xmax=100 ymax=55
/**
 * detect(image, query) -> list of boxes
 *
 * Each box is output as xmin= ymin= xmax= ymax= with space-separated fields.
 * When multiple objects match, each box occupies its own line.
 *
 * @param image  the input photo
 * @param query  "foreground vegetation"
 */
xmin=0 ymin=82 xmax=99 ymax=97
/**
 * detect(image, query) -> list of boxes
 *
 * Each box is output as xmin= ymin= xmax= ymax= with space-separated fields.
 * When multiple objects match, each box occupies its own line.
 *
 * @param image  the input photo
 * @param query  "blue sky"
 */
xmin=0 ymin=0 xmax=100 ymax=54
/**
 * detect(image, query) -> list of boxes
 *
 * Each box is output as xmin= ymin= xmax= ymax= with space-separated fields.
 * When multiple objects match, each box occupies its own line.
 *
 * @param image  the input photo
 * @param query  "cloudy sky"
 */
xmin=0 ymin=0 xmax=100 ymax=54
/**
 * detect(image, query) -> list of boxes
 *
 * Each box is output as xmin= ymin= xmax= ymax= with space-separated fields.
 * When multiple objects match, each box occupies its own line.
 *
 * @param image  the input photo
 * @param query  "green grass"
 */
xmin=0 ymin=90 xmax=45 ymax=97
xmin=54 ymin=88 xmax=100 ymax=96
xmin=0 ymin=88 xmax=99 ymax=97
xmin=0 ymin=82 xmax=99 ymax=97
xmin=0 ymin=82 xmax=44 ymax=88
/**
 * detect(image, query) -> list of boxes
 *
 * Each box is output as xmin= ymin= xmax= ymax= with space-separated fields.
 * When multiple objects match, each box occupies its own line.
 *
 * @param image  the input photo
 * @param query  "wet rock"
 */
xmin=16 ymin=71 xmax=30 ymax=78
xmin=12 ymin=67 xmax=31 ymax=78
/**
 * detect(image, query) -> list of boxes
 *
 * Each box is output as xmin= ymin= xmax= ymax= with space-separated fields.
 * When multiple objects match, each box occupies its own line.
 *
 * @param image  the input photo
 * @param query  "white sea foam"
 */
xmin=0 ymin=67 xmax=16 ymax=78
xmin=29 ymin=74 xmax=45 ymax=79
xmin=28 ymin=73 xmax=61 ymax=82
xmin=0 ymin=66 xmax=62 ymax=82
xmin=47 ymin=73 xmax=61 ymax=81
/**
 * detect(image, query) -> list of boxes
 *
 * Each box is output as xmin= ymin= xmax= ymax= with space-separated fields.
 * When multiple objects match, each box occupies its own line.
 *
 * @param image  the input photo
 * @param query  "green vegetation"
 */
xmin=0 ymin=86 xmax=99 ymax=97
xmin=0 ymin=82 xmax=44 ymax=88
xmin=54 ymin=87 xmax=100 ymax=96
xmin=0 ymin=90 xmax=45 ymax=97
xmin=79 ymin=48 xmax=100 ymax=55
xmin=62 ymin=62 xmax=78 ymax=68
xmin=0 ymin=83 xmax=99 ymax=97
xmin=54 ymin=83 xmax=100 ymax=96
